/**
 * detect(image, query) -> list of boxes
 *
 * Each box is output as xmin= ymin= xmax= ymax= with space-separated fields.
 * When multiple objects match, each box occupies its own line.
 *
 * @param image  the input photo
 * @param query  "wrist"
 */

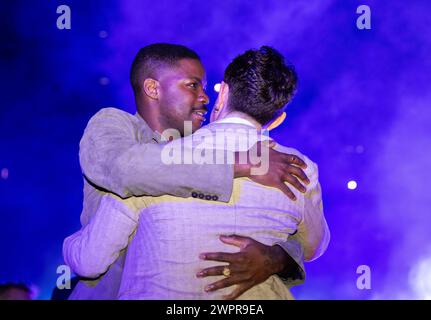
xmin=269 ymin=245 xmax=295 ymax=275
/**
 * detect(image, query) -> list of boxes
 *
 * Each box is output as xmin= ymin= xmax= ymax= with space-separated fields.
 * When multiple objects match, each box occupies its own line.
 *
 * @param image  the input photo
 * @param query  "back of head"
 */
xmin=130 ymin=43 xmax=201 ymax=95
xmin=224 ymin=46 xmax=298 ymax=125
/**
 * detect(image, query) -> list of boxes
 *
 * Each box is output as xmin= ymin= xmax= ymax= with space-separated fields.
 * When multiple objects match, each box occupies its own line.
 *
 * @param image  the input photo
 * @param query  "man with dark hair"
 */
xmin=220 ymin=45 xmax=297 ymax=125
xmin=130 ymin=43 xmax=201 ymax=94
xmin=64 ymin=43 xmax=312 ymax=299
xmin=129 ymin=43 xmax=206 ymax=136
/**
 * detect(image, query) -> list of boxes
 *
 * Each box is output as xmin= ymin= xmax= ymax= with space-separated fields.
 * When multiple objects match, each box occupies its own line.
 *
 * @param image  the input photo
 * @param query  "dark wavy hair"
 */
xmin=130 ymin=43 xmax=201 ymax=95
xmin=224 ymin=46 xmax=298 ymax=125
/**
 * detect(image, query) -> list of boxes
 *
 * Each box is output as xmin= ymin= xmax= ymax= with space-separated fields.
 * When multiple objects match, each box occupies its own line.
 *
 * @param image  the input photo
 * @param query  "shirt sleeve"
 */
xmin=273 ymin=164 xmax=330 ymax=285
xmin=296 ymin=162 xmax=330 ymax=262
xmin=79 ymin=108 xmax=234 ymax=202
xmin=271 ymin=148 xmax=330 ymax=285
xmin=63 ymin=194 xmax=139 ymax=279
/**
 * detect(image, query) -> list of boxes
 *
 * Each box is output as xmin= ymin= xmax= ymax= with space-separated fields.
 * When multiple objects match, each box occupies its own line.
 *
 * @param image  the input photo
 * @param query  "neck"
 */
xmin=220 ymin=110 xmax=262 ymax=130
xmin=136 ymin=97 xmax=166 ymax=135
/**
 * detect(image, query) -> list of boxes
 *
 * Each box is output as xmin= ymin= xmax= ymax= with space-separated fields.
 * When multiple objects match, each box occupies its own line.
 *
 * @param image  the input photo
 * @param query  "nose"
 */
xmin=199 ymin=89 xmax=210 ymax=105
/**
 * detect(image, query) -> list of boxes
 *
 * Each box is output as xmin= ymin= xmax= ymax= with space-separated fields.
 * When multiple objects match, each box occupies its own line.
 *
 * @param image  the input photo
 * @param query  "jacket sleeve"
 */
xmin=79 ymin=108 xmax=234 ymax=202
xmin=63 ymin=194 xmax=139 ymax=279
xmin=274 ymin=236 xmax=306 ymax=286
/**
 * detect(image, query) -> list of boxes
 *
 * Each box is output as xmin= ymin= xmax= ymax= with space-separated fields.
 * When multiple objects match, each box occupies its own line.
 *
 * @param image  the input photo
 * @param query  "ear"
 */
xmin=216 ymin=81 xmax=229 ymax=113
xmin=264 ymin=112 xmax=287 ymax=131
xmin=143 ymin=78 xmax=159 ymax=100
xmin=211 ymin=82 xmax=229 ymax=122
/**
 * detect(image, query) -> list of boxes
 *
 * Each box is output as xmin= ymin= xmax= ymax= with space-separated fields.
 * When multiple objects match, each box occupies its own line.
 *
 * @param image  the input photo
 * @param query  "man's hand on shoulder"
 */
xmin=234 ymin=141 xmax=310 ymax=200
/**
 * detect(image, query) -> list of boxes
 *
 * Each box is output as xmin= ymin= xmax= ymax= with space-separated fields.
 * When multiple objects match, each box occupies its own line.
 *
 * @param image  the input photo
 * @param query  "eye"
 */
xmin=187 ymin=82 xmax=199 ymax=89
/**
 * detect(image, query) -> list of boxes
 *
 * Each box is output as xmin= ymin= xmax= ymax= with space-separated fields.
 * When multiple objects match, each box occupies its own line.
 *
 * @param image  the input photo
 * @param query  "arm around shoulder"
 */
xmin=79 ymin=108 xmax=234 ymax=201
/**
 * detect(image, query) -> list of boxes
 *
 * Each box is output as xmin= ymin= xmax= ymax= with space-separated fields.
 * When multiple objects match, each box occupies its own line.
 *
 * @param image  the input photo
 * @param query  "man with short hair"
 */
xmin=64 ymin=44 xmax=312 ymax=299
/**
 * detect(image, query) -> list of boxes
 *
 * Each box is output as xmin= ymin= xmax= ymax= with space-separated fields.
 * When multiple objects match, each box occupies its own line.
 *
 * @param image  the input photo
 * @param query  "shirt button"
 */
xmin=198 ymin=193 xmax=204 ymax=199
xmin=205 ymin=195 xmax=212 ymax=200
xmin=192 ymin=192 xmax=198 ymax=198
xmin=212 ymin=195 xmax=219 ymax=201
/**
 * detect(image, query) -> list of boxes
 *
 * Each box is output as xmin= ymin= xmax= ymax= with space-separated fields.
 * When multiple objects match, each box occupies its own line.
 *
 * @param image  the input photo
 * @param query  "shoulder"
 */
xmin=82 ymin=107 xmax=140 ymax=137
xmin=80 ymin=108 xmax=139 ymax=150
xmin=87 ymin=107 xmax=136 ymax=126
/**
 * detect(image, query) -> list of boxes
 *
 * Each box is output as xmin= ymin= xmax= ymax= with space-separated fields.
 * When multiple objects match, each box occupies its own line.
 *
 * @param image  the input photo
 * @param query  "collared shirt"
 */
xmin=215 ymin=116 xmax=257 ymax=127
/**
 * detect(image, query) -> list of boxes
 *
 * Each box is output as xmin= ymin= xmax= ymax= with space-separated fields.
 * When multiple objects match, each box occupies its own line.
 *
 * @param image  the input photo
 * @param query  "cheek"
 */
xmin=169 ymin=88 xmax=195 ymax=108
xmin=167 ymin=98 xmax=194 ymax=124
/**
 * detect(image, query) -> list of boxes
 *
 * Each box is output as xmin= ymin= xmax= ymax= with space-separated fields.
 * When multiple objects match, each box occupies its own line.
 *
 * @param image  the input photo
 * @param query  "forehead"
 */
xmin=159 ymin=58 xmax=206 ymax=81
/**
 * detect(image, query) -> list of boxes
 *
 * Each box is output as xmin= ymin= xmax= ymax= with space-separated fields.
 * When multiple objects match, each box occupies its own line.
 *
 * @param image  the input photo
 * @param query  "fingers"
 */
xmin=222 ymin=283 xmax=252 ymax=300
xmin=275 ymin=182 xmax=297 ymax=201
xmin=199 ymin=252 xmax=236 ymax=263
xmin=219 ymin=235 xmax=252 ymax=249
xmin=285 ymin=164 xmax=310 ymax=185
xmin=283 ymin=172 xmax=307 ymax=193
xmin=283 ymin=153 xmax=307 ymax=169
xmin=196 ymin=265 xmax=228 ymax=278
xmin=197 ymin=264 xmax=245 ymax=278
xmin=204 ymin=274 xmax=246 ymax=293
xmin=197 ymin=243 xmax=254 ymax=277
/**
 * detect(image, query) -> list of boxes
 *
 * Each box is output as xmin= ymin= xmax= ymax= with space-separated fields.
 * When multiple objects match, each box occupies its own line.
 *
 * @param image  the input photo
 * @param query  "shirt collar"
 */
xmin=214 ymin=116 xmax=272 ymax=140
xmin=134 ymin=112 xmax=163 ymax=143
xmin=214 ymin=116 xmax=257 ymax=128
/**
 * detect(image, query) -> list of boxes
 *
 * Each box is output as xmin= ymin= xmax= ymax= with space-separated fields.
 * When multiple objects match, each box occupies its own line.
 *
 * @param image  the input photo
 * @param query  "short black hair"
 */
xmin=130 ymin=43 xmax=201 ymax=95
xmin=224 ymin=46 xmax=298 ymax=125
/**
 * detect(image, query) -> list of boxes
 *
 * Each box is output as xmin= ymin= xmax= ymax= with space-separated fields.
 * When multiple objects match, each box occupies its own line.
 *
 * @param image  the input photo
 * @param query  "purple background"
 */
xmin=1 ymin=0 xmax=430 ymax=299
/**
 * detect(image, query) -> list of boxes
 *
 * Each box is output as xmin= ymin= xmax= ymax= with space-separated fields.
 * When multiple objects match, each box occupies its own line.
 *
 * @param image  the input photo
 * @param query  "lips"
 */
xmin=192 ymin=108 xmax=208 ymax=122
